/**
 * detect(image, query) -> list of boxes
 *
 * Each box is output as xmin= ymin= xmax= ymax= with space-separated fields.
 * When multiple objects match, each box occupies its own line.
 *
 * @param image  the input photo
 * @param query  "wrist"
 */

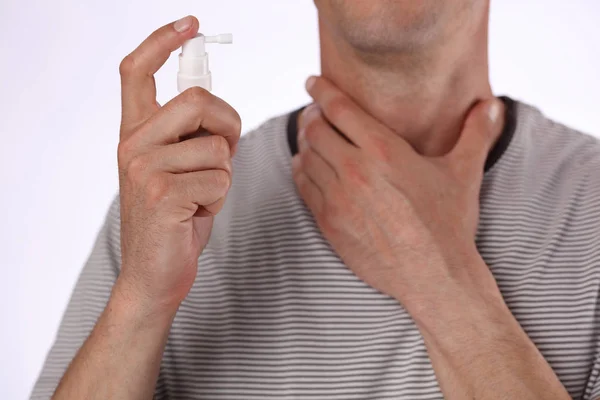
xmin=409 ymin=276 xmax=517 ymax=362
xmin=110 ymin=276 xmax=180 ymax=330
xmin=404 ymin=251 xmax=509 ymax=338
xmin=415 ymin=286 xmax=511 ymax=340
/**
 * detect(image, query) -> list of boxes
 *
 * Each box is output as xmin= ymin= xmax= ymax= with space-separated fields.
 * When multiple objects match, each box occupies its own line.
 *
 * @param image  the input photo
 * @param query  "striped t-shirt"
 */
xmin=32 ymin=98 xmax=600 ymax=399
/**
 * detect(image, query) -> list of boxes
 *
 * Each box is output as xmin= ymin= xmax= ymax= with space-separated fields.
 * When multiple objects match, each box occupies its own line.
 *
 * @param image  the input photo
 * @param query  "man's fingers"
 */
xmin=298 ymin=104 xmax=356 ymax=171
xmin=297 ymin=144 xmax=338 ymax=195
xmin=130 ymin=86 xmax=241 ymax=152
xmin=304 ymin=76 xmax=378 ymax=149
xmin=197 ymin=197 xmax=227 ymax=217
xmin=305 ymin=76 xmax=417 ymax=159
xmin=151 ymin=135 xmax=232 ymax=175
xmin=120 ymin=15 xmax=200 ymax=130
xmin=292 ymin=163 xmax=324 ymax=215
xmin=447 ymin=98 xmax=505 ymax=177
xmin=171 ymin=169 xmax=231 ymax=210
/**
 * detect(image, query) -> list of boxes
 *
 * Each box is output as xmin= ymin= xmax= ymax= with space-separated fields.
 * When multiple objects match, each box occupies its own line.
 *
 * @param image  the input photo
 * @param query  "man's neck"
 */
xmin=316 ymin=13 xmax=494 ymax=157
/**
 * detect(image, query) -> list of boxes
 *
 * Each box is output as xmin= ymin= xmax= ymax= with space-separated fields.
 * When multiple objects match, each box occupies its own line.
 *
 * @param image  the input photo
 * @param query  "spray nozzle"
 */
xmin=205 ymin=33 xmax=233 ymax=44
xmin=177 ymin=33 xmax=233 ymax=93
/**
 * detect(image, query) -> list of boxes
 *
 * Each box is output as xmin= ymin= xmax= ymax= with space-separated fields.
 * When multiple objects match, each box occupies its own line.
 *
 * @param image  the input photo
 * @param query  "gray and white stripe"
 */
xmin=31 ymin=100 xmax=600 ymax=399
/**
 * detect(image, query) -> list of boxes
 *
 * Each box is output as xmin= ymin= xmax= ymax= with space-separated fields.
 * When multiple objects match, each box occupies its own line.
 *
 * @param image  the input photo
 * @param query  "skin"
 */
xmin=293 ymin=78 xmax=571 ymax=400
xmin=52 ymin=16 xmax=242 ymax=399
xmin=291 ymin=0 xmax=572 ymax=398
xmin=51 ymin=2 xmax=576 ymax=399
xmin=314 ymin=0 xmax=492 ymax=156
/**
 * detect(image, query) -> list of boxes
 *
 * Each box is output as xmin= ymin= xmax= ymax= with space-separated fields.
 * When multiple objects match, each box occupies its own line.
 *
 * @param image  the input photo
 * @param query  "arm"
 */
xmin=31 ymin=199 xmax=176 ymax=400
xmin=33 ymin=14 xmax=241 ymax=400
xmin=292 ymin=76 xmax=572 ymax=399
xmin=30 ymin=197 xmax=121 ymax=399
xmin=411 ymin=252 xmax=571 ymax=399
xmin=51 ymin=279 xmax=176 ymax=400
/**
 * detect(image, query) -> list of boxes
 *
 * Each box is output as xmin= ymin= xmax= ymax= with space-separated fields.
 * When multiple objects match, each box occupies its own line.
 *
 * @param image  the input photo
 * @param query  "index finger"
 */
xmin=132 ymin=86 xmax=242 ymax=155
xmin=119 ymin=15 xmax=199 ymax=130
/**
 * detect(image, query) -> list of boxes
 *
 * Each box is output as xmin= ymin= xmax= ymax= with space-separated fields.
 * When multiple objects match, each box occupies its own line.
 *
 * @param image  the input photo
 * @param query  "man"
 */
xmin=32 ymin=1 xmax=600 ymax=399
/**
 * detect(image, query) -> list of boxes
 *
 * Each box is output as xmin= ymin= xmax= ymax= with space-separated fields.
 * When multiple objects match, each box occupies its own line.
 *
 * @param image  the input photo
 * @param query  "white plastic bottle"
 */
xmin=177 ymin=33 xmax=233 ymax=93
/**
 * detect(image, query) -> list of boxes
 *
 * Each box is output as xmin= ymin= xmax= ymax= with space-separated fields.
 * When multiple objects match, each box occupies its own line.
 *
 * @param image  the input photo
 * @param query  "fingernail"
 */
xmin=488 ymin=101 xmax=502 ymax=123
xmin=174 ymin=15 xmax=193 ymax=33
xmin=305 ymin=76 xmax=317 ymax=92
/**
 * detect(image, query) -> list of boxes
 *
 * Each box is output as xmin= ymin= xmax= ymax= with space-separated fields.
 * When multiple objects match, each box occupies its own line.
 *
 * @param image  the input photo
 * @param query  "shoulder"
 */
xmin=499 ymin=99 xmax=600 ymax=236
xmin=483 ymin=99 xmax=600 ymax=243
xmin=494 ymin=99 xmax=600 ymax=194
xmin=511 ymin=100 xmax=600 ymax=176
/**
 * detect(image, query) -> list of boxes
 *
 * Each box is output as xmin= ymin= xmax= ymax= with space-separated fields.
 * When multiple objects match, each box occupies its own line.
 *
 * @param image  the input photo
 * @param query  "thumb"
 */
xmin=448 ymin=98 xmax=505 ymax=176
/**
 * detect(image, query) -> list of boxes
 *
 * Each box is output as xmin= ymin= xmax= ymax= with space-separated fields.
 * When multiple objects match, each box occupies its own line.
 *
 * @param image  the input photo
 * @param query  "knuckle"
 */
xmin=119 ymin=54 xmax=136 ymax=76
xmin=297 ymin=174 xmax=311 ymax=193
xmin=341 ymin=156 xmax=369 ymax=187
xmin=217 ymin=169 xmax=232 ymax=190
xmin=203 ymin=197 xmax=226 ymax=216
xmin=304 ymin=118 xmax=322 ymax=143
xmin=145 ymin=175 xmax=171 ymax=206
xmin=208 ymin=169 xmax=231 ymax=194
xmin=126 ymin=153 xmax=151 ymax=181
xmin=322 ymin=201 xmax=339 ymax=222
xmin=370 ymin=136 xmax=392 ymax=163
xmin=299 ymin=147 xmax=311 ymax=164
xmin=320 ymin=202 xmax=342 ymax=233
xmin=118 ymin=138 xmax=142 ymax=170
xmin=301 ymin=149 xmax=319 ymax=173
xmin=318 ymin=211 xmax=334 ymax=234
xmin=327 ymin=96 xmax=350 ymax=122
xmin=117 ymin=141 xmax=132 ymax=166
xmin=328 ymin=191 xmax=347 ymax=218
xmin=183 ymin=86 xmax=210 ymax=107
xmin=207 ymin=135 xmax=231 ymax=160
xmin=232 ymin=110 xmax=242 ymax=135
xmin=225 ymin=158 xmax=234 ymax=176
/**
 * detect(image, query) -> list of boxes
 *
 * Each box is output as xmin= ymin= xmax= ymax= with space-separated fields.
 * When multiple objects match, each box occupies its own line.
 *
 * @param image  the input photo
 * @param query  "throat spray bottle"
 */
xmin=177 ymin=32 xmax=233 ymax=93
xmin=176 ymin=32 xmax=233 ymax=141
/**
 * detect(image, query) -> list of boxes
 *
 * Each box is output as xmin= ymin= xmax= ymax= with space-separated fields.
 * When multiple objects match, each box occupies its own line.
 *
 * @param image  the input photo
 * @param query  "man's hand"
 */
xmin=117 ymin=16 xmax=241 ymax=314
xmin=292 ymin=76 xmax=571 ymax=400
xmin=292 ymin=75 xmax=504 ymax=315
xmin=52 ymin=16 xmax=241 ymax=400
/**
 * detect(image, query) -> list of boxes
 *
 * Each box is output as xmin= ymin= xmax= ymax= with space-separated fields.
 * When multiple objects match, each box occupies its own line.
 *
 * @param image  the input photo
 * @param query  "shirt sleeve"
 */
xmin=583 ymin=158 xmax=600 ymax=400
xmin=29 ymin=196 xmax=122 ymax=399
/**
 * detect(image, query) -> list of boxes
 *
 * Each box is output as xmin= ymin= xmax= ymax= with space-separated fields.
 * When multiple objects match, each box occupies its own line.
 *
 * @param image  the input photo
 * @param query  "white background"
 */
xmin=1 ymin=1 xmax=598 ymax=399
